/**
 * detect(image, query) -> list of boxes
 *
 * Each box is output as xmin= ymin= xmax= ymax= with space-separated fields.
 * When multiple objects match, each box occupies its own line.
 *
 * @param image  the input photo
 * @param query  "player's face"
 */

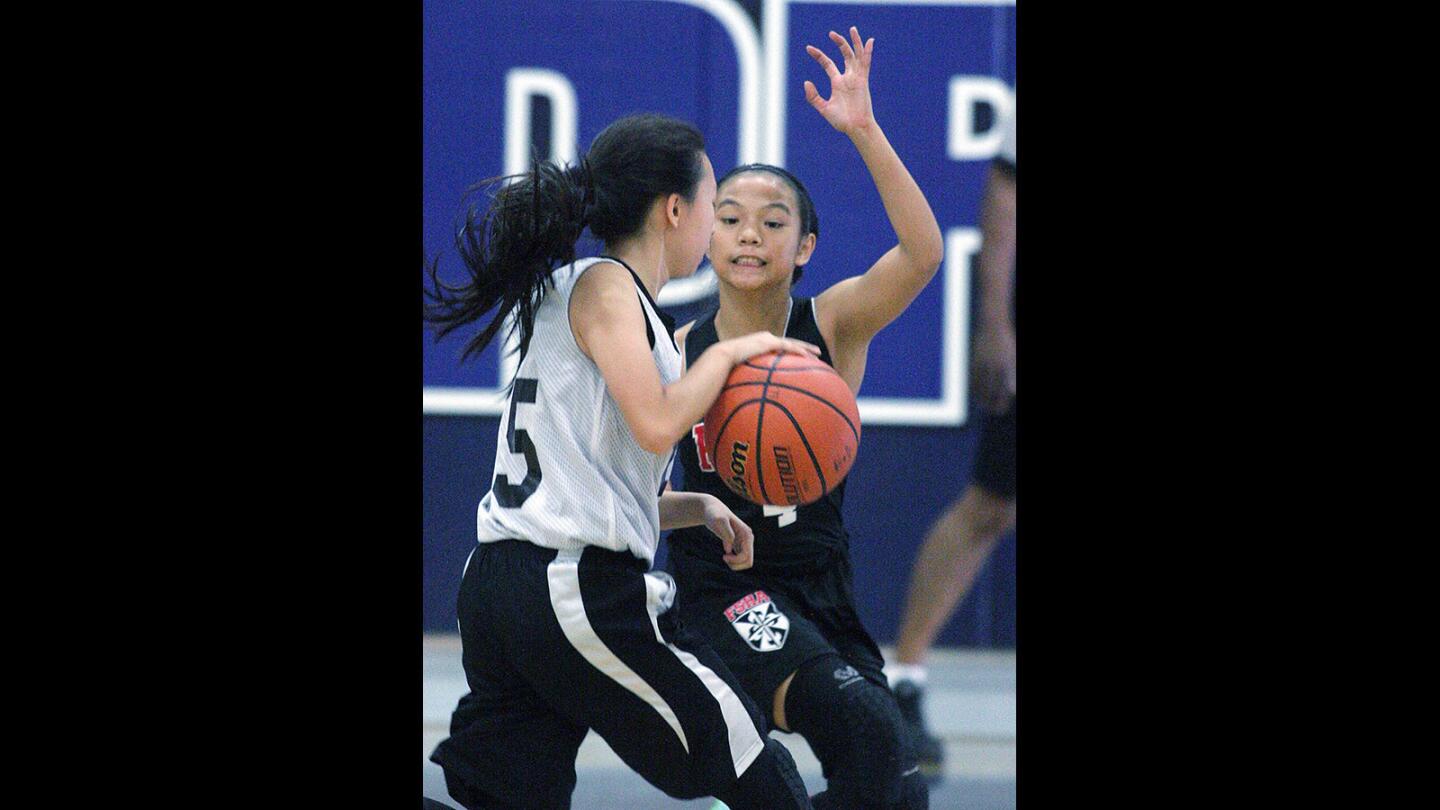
xmin=668 ymin=153 xmax=717 ymax=280
xmin=709 ymin=172 xmax=814 ymax=292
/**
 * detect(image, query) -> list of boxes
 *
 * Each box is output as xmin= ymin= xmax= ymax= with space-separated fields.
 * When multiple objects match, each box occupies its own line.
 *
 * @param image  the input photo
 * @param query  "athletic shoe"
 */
xmin=892 ymin=679 xmax=944 ymax=784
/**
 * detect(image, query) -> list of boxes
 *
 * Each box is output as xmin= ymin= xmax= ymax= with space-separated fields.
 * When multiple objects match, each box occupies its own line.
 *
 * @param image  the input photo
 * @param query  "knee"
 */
xmin=843 ymin=681 xmax=912 ymax=803
xmin=709 ymin=738 xmax=810 ymax=810
xmin=672 ymin=749 xmax=738 ymax=801
xmin=785 ymin=656 xmax=914 ymax=806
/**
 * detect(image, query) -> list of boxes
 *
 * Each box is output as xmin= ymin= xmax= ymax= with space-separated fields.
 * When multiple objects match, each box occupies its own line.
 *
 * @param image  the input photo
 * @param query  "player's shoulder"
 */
xmin=574 ymin=257 xmax=631 ymax=287
xmin=572 ymin=258 xmax=639 ymax=305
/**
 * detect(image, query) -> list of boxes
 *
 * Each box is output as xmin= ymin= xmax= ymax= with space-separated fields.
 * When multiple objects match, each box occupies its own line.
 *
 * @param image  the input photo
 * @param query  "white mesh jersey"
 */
xmin=474 ymin=257 xmax=681 ymax=566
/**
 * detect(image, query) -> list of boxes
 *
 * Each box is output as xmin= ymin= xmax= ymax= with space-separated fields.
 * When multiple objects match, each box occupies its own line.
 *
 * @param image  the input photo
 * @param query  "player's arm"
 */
xmin=659 ymin=489 xmax=753 ymax=570
xmin=806 ymin=27 xmax=944 ymax=346
xmin=571 ymin=262 xmax=820 ymax=455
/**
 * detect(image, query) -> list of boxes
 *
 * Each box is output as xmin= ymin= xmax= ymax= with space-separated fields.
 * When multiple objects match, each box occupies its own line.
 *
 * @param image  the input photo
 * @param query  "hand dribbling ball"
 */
xmin=703 ymin=351 xmax=861 ymax=506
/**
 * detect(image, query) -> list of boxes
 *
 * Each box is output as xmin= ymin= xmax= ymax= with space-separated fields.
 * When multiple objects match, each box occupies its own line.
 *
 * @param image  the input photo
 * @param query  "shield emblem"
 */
xmin=731 ymin=599 xmax=790 ymax=652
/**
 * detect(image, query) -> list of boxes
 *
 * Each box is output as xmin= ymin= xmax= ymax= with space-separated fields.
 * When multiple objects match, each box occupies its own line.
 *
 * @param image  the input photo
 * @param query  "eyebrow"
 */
xmin=715 ymin=199 xmax=793 ymax=214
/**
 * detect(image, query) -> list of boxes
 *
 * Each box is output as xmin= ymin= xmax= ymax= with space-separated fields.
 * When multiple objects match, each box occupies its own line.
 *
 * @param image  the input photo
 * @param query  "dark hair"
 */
xmin=716 ymin=163 xmax=819 ymax=285
xmin=424 ymin=113 xmax=706 ymax=364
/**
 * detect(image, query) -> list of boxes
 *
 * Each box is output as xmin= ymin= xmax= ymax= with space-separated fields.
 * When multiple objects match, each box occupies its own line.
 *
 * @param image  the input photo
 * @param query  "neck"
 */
xmin=606 ymin=233 xmax=669 ymax=300
xmin=714 ymin=282 xmax=795 ymax=341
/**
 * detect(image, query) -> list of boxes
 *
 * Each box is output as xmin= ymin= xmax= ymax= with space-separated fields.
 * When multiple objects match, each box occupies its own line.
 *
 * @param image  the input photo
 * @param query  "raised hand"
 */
xmin=804 ymin=26 xmax=876 ymax=135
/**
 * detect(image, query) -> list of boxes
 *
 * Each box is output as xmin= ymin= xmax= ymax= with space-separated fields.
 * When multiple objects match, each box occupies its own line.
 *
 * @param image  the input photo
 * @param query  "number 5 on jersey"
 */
xmin=495 ymin=377 xmax=541 ymax=507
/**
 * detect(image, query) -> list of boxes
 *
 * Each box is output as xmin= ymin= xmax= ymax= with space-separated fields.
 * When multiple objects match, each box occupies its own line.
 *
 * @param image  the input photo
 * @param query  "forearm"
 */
xmin=976 ymin=167 xmax=1016 ymax=329
xmin=848 ymin=122 xmax=944 ymax=269
xmin=659 ymin=490 xmax=718 ymax=530
xmin=597 ymin=323 xmax=813 ymax=454
xmin=650 ymin=342 xmax=741 ymax=447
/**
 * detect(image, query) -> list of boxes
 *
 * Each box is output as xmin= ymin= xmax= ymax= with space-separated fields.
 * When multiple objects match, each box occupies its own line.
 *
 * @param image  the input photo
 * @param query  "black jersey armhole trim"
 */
xmin=786 ymin=297 xmax=804 ymax=334
xmin=685 ymin=309 xmax=720 ymax=368
xmin=599 ymin=254 xmax=679 ymax=352
xmin=791 ymin=296 xmax=834 ymax=366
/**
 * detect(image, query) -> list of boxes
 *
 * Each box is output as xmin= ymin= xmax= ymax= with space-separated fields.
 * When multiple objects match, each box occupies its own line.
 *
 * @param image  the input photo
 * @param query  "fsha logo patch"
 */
xmin=724 ymin=591 xmax=789 ymax=652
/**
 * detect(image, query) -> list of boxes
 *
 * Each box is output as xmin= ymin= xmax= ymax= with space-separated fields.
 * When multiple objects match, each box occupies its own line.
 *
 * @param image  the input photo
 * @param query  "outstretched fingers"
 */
xmin=806 ymin=26 xmax=876 ymax=121
xmin=829 ymin=29 xmax=856 ymax=68
xmin=805 ymin=43 xmax=842 ymax=82
xmin=849 ymin=27 xmax=866 ymax=66
xmin=804 ymin=79 xmax=823 ymax=109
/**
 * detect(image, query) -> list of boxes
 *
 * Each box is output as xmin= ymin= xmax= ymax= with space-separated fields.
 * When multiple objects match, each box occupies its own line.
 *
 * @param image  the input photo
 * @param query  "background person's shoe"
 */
xmin=892 ymin=679 xmax=945 ymax=784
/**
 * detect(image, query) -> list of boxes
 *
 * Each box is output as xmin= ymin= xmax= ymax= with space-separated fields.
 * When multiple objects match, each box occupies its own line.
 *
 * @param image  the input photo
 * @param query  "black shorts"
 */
xmin=669 ymin=550 xmax=888 ymax=726
xmin=972 ymin=397 xmax=1016 ymax=499
xmin=430 ymin=539 xmax=772 ymax=809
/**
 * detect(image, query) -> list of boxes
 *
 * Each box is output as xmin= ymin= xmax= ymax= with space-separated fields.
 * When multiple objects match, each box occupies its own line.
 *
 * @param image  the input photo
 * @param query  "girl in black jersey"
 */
xmin=423 ymin=113 xmax=820 ymax=810
xmin=667 ymin=28 xmax=944 ymax=809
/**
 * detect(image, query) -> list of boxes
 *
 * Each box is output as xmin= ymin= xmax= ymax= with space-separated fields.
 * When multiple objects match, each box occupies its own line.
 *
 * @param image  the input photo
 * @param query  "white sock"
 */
xmin=885 ymin=662 xmax=928 ymax=688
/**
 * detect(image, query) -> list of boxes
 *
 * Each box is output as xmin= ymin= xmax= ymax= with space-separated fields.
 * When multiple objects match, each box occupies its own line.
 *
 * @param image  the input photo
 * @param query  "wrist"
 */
xmin=725 ymin=337 xmax=753 ymax=365
xmin=697 ymin=493 xmax=722 ymax=524
xmin=846 ymin=119 xmax=882 ymax=143
xmin=718 ymin=341 xmax=741 ymax=366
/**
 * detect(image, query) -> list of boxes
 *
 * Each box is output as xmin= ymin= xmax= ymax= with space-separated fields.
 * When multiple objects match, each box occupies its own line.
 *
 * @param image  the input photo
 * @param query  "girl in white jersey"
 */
xmin=423 ymin=114 xmax=818 ymax=810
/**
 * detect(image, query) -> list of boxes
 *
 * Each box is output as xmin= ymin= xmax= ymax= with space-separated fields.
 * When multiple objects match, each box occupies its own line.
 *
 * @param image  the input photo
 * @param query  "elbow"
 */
xmin=922 ymin=246 xmax=945 ymax=278
xmin=911 ymin=236 xmax=945 ymax=280
xmin=635 ymin=423 xmax=678 ymax=456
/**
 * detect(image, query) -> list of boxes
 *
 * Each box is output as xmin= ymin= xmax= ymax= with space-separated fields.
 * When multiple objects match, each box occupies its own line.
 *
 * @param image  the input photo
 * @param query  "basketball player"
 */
xmin=888 ymin=100 xmax=1016 ymax=772
xmin=422 ymin=113 xmax=822 ymax=810
xmin=666 ymin=29 xmax=943 ymax=808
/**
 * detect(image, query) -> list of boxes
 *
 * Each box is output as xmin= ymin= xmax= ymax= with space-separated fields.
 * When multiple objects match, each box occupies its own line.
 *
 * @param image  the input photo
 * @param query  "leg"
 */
xmin=887 ymin=485 xmax=1012 ymax=782
xmin=430 ymin=543 xmax=589 ymax=810
xmin=889 ymin=401 xmax=1017 ymax=782
xmin=715 ymin=738 xmax=812 ymax=810
xmin=783 ymin=654 xmax=928 ymax=808
xmin=539 ymin=548 xmax=810 ymax=809
xmin=892 ymin=485 xmax=1015 ymax=665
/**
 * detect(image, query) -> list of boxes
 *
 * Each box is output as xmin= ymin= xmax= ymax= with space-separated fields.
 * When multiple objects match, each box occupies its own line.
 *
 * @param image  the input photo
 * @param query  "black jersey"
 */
xmin=668 ymin=297 xmax=849 ymax=576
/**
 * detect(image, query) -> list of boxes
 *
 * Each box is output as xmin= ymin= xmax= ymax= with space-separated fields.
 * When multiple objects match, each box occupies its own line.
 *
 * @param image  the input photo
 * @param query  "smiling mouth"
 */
xmin=732 ymin=257 xmax=767 ymax=267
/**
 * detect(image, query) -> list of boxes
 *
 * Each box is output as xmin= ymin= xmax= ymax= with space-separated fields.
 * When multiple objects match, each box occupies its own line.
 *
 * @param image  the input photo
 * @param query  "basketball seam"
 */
xmin=754 ymin=353 xmax=783 ymax=505
xmin=714 ymin=381 xmax=860 ymax=442
xmin=712 ymin=399 xmax=764 ymax=453
xmin=763 ymin=399 xmax=830 ymax=501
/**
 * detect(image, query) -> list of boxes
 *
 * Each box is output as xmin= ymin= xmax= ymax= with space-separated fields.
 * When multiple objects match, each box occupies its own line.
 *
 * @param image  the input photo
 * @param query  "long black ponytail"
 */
xmin=424 ymin=113 xmax=705 ymax=364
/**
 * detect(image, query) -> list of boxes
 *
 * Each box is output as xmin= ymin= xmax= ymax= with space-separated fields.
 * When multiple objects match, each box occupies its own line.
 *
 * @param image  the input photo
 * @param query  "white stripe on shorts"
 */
xmin=644 ymin=571 xmax=765 ymax=777
xmin=547 ymin=549 xmax=690 ymax=753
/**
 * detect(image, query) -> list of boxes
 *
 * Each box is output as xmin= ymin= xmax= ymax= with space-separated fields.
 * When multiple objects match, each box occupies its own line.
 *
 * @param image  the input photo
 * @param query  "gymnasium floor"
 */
xmin=422 ymin=635 xmax=1016 ymax=808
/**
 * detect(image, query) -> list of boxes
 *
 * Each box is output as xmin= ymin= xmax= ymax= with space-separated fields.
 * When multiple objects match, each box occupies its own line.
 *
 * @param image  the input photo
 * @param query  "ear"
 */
xmin=665 ymin=192 xmax=684 ymax=229
xmin=794 ymin=231 xmax=817 ymax=267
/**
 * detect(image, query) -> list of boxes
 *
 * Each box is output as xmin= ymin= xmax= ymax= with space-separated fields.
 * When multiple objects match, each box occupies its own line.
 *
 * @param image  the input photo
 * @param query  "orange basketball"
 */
xmin=703 ymin=351 xmax=861 ymax=507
